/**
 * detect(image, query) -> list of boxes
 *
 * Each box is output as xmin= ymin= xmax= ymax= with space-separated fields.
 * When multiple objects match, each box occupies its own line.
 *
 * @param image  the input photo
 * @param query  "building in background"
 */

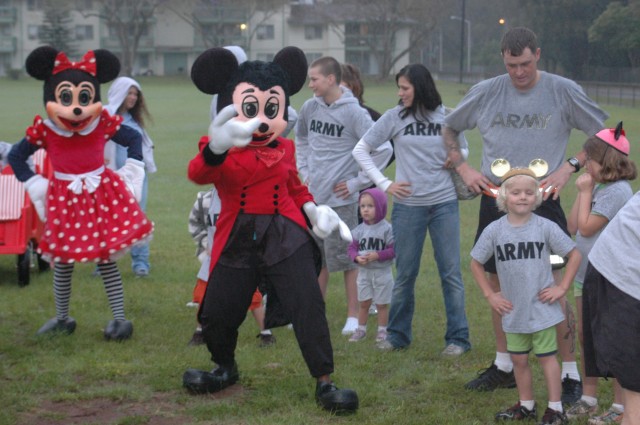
xmin=0 ymin=0 xmax=411 ymax=77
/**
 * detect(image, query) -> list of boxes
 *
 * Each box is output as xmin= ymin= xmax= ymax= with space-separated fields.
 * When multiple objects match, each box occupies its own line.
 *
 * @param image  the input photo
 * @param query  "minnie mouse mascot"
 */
xmin=182 ymin=46 xmax=359 ymax=414
xmin=8 ymin=46 xmax=153 ymax=341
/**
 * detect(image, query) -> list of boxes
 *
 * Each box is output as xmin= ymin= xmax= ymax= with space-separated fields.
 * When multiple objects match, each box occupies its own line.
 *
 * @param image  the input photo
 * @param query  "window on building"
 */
xmin=27 ymin=0 xmax=44 ymax=10
xmin=138 ymin=53 xmax=149 ymax=68
xmin=75 ymin=0 xmax=93 ymax=10
xmin=27 ymin=24 xmax=42 ymax=40
xmin=256 ymin=25 xmax=274 ymax=40
xmin=304 ymin=25 xmax=322 ymax=40
xmin=75 ymin=25 xmax=94 ymax=40
xmin=256 ymin=53 xmax=275 ymax=62
xmin=305 ymin=52 xmax=322 ymax=64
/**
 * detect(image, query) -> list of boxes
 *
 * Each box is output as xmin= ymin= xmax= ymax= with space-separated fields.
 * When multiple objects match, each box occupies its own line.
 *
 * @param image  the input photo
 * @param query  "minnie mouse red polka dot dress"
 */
xmin=26 ymin=111 xmax=154 ymax=264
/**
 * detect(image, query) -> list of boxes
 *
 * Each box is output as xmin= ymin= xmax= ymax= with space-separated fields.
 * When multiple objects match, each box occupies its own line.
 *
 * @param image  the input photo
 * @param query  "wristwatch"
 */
xmin=567 ymin=157 xmax=580 ymax=172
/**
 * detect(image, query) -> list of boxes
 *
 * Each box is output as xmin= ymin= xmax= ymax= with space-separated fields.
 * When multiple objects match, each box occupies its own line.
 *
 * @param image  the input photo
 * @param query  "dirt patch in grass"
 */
xmin=16 ymin=386 xmax=247 ymax=425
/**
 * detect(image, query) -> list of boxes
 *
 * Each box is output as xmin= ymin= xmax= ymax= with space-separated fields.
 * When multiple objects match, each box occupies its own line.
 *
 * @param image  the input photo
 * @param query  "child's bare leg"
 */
xmin=358 ymin=299 xmax=372 ymax=326
xmin=622 ymin=389 xmax=640 ymax=425
xmin=539 ymin=354 xmax=562 ymax=403
xmin=376 ymin=303 xmax=389 ymax=328
xmin=511 ymin=353 xmax=534 ymax=401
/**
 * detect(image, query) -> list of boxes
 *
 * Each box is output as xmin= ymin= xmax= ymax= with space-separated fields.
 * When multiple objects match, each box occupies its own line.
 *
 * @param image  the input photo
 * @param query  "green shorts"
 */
xmin=506 ymin=326 xmax=557 ymax=357
xmin=574 ymin=280 xmax=583 ymax=298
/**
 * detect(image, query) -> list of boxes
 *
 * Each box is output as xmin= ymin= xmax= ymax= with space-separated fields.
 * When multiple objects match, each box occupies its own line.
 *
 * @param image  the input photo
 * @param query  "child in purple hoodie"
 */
xmin=348 ymin=188 xmax=395 ymax=343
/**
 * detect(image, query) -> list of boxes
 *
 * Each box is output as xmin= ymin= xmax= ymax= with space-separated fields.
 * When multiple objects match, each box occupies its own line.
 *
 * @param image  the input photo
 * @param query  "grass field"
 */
xmin=1 ymin=75 xmax=638 ymax=425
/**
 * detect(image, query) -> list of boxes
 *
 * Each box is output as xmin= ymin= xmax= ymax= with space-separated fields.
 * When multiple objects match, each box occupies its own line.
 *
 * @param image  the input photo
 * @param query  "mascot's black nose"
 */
xmin=258 ymin=123 xmax=269 ymax=133
xmin=73 ymin=107 xmax=82 ymax=116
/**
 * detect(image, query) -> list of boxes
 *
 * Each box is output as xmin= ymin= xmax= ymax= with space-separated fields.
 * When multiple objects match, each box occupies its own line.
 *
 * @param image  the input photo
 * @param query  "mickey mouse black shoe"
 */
xmin=315 ymin=381 xmax=359 ymax=414
xmin=183 ymin=362 xmax=239 ymax=394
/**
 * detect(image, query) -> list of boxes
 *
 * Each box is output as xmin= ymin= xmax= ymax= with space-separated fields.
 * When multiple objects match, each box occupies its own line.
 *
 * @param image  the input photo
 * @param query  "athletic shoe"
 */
xmin=133 ymin=267 xmax=149 ymax=277
xmin=376 ymin=339 xmax=395 ymax=351
xmin=495 ymin=402 xmax=537 ymax=421
xmin=368 ymin=305 xmax=378 ymax=315
xmin=565 ymin=399 xmax=598 ymax=420
xmin=341 ymin=317 xmax=358 ymax=335
xmin=375 ymin=329 xmax=387 ymax=343
xmin=538 ymin=407 xmax=568 ymax=425
xmin=588 ymin=408 xmax=624 ymax=424
xmin=257 ymin=333 xmax=276 ymax=347
xmin=441 ymin=343 xmax=467 ymax=357
xmin=348 ymin=329 xmax=366 ymax=342
xmin=561 ymin=375 xmax=583 ymax=405
xmin=464 ymin=363 xmax=516 ymax=391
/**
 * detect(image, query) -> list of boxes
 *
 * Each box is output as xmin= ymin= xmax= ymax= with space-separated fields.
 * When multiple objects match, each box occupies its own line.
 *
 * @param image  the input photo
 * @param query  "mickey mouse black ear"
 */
xmin=273 ymin=46 xmax=308 ymax=96
xmin=191 ymin=47 xmax=239 ymax=95
xmin=614 ymin=121 xmax=623 ymax=140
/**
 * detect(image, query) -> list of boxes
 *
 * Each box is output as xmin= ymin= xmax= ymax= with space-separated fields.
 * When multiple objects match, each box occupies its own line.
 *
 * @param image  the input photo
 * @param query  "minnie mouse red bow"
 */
xmin=53 ymin=51 xmax=97 ymax=76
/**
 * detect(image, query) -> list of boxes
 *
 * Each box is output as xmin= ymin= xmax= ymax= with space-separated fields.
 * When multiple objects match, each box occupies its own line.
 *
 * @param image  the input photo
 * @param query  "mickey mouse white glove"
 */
xmin=303 ymin=202 xmax=352 ymax=242
xmin=208 ymin=104 xmax=261 ymax=154
xmin=25 ymin=174 xmax=49 ymax=222
xmin=116 ymin=158 xmax=145 ymax=202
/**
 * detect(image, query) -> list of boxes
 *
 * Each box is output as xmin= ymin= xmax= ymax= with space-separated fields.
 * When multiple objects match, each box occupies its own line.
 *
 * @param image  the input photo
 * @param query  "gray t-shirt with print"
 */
xmin=589 ymin=190 xmax=640 ymax=301
xmin=471 ymin=214 xmax=575 ymax=333
xmin=575 ymin=180 xmax=633 ymax=283
xmin=446 ymin=72 xmax=608 ymax=185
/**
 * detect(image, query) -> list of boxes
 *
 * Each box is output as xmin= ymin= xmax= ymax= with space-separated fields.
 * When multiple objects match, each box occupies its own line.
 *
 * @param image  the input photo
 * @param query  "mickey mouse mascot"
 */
xmin=8 ymin=46 xmax=153 ymax=340
xmin=183 ymin=46 xmax=359 ymax=414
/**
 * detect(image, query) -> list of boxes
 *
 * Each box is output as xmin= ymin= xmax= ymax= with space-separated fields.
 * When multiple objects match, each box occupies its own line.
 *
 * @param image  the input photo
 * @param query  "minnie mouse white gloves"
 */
xmin=208 ymin=105 xmax=261 ymax=154
xmin=25 ymin=174 xmax=49 ymax=221
xmin=303 ymin=202 xmax=352 ymax=242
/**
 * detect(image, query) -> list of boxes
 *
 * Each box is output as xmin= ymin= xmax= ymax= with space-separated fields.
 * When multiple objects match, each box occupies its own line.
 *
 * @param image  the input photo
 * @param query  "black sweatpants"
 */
xmin=199 ymin=241 xmax=334 ymax=378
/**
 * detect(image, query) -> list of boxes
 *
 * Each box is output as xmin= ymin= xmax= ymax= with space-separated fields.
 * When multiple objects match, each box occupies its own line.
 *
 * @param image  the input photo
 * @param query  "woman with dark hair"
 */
xmin=353 ymin=64 xmax=471 ymax=355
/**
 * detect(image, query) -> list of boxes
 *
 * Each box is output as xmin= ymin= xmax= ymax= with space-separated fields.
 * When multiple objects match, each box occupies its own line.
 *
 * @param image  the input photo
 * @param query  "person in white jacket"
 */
xmin=104 ymin=76 xmax=157 ymax=277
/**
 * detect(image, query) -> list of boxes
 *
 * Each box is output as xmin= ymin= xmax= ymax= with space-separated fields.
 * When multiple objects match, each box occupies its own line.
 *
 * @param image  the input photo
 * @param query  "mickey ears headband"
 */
xmin=595 ymin=121 xmax=630 ymax=156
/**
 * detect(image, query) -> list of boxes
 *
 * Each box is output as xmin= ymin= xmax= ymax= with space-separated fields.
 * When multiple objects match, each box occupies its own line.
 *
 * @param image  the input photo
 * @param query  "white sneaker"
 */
xmin=341 ymin=317 xmax=358 ymax=335
xmin=368 ymin=305 xmax=378 ymax=315
xmin=441 ymin=343 xmax=466 ymax=356
xmin=349 ymin=329 xmax=366 ymax=342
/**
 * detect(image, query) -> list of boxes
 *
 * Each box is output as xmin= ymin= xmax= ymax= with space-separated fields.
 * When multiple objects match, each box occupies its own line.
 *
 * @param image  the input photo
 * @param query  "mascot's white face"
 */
xmin=232 ymin=82 xmax=287 ymax=146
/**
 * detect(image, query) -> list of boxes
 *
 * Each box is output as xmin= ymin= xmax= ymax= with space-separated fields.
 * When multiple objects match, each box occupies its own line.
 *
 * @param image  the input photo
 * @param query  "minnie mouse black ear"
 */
xmin=273 ymin=46 xmax=308 ymax=96
xmin=614 ymin=121 xmax=624 ymax=140
xmin=191 ymin=47 xmax=240 ymax=95
xmin=26 ymin=45 xmax=59 ymax=81
xmin=93 ymin=49 xmax=121 ymax=83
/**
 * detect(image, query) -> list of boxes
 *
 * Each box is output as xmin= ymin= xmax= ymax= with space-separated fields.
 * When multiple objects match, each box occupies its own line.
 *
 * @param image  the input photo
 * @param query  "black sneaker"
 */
xmin=465 ymin=363 xmax=517 ymax=391
xmin=257 ymin=333 xmax=276 ymax=347
xmin=538 ymin=407 xmax=568 ymax=425
xmin=495 ymin=402 xmax=537 ymax=421
xmin=561 ymin=374 xmax=582 ymax=405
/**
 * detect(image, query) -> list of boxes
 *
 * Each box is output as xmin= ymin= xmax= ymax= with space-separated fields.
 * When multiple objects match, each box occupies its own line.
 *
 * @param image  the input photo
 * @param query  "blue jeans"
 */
xmin=387 ymin=201 xmax=470 ymax=350
xmin=116 ymin=145 xmax=150 ymax=272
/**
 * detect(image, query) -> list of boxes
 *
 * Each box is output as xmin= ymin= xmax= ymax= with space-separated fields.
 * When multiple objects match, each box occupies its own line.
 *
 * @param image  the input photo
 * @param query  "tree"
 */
xmin=39 ymin=0 xmax=77 ymax=56
xmin=168 ymin=0 xmax=289 ymax=51
xmin=589 ymin=1 xmax=640 ymax=68
xmin=322 ymin=0 xmax=446 ymax=80
xmin=82 ymin=0 xmax=168 ymax=76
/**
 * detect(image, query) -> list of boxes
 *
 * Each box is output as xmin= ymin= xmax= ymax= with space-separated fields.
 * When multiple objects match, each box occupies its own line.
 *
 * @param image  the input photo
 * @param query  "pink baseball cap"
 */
xmin=595 ymin=121 xmax=630 ymax=155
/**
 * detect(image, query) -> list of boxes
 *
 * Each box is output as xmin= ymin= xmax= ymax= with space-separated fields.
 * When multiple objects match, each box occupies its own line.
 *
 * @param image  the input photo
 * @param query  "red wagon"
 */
xmin=0 ymin=149 xmax=50 ymax=286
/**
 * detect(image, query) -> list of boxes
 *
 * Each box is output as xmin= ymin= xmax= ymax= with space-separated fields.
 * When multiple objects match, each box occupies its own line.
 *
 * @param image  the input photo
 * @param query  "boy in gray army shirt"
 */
xmin=471 ymin=168 xmax=581 ymax=425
